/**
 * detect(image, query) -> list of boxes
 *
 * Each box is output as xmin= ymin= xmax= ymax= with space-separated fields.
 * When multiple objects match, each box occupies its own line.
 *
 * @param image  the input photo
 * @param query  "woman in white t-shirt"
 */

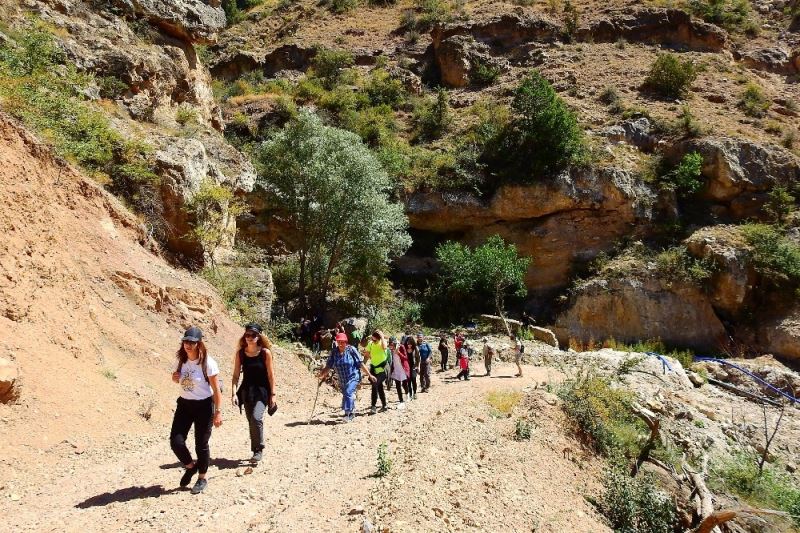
xmin=169 ymin=326 xmax=223 ymax=494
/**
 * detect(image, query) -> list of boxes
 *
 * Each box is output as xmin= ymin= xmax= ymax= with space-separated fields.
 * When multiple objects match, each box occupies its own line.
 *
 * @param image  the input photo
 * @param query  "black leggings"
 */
xmin=440 ymin=349 xmax=448 ymax=371
xmin=395 ymin=379 xmax=410 ymax=402
xmin=170 ymin=397 xmax=214 ymax=474
xmin=408 ymin=369 xmax=418 ymax=396
xmin=371 ymin=371 xmax=387 ymax=408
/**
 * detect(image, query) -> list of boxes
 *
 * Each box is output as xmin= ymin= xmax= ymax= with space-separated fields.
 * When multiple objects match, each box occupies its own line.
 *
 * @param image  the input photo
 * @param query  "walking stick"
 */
xmin=309 ymin=380 xmax=322 ymax=424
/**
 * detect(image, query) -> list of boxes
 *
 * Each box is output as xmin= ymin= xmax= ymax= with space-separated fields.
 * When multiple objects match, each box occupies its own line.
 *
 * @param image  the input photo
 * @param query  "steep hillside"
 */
xmin=0 ymin=111 xmax=310 ymax=471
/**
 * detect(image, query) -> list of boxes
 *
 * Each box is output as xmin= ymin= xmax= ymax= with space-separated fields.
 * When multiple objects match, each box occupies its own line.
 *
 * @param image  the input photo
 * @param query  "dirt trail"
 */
xmin=4 ymin=362 xmax=608 ymax=532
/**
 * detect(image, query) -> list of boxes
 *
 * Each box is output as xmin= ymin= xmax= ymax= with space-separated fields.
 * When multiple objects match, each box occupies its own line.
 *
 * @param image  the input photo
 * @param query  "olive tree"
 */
xmin=257 ymin=110 xmax=411 ymax=311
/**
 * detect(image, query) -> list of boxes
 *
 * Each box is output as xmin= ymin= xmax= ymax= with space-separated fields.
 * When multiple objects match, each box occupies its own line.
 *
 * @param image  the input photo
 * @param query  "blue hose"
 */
xmin=644 ymin=352 xmax=675 ymax=374
xmin=693 ymin=356 xmax=799 ymax=404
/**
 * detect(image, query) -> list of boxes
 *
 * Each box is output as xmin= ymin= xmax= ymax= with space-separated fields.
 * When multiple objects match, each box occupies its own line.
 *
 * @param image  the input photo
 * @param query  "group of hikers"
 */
xmin=168 ymin=322 xmax=527 ymax=494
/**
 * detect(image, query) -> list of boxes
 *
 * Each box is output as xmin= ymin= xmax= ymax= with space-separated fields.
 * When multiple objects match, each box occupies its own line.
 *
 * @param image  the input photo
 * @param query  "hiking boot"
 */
xmin=379 ymin=406 xmax=388 ymax=412
xmin=190 ymin=478 xmax=208 ymax=494
xmin=370 ymin=406 xmax=377 ymax=415
xmin=251 ymin=451 xmax=263 ymax=463
xmin=179 ymin=464 xmax=198 ymax=487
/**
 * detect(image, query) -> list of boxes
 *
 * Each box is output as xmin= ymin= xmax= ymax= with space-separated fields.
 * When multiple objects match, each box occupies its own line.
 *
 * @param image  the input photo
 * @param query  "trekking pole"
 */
xmin=309 ymin=380 xmax=323 ymax=424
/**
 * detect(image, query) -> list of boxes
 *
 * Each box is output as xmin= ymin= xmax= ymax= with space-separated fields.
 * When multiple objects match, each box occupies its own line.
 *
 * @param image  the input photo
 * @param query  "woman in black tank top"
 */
xmin=231 ymin=323 xmax=276 ymax=463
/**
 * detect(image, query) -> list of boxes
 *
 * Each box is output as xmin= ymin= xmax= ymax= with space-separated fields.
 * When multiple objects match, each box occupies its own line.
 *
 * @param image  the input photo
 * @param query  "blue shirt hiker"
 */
xmin=319 ymin=333 xmax=374 ymax=422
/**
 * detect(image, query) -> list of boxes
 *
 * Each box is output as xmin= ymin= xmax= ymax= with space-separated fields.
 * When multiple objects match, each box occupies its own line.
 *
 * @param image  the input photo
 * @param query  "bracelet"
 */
xmin=215 ymin=407 xmax=222 ymax=414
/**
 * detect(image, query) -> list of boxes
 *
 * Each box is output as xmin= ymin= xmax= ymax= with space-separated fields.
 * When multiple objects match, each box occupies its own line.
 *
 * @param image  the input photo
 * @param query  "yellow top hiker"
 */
xmin=366 ymin=330 xmax=389 ymax=414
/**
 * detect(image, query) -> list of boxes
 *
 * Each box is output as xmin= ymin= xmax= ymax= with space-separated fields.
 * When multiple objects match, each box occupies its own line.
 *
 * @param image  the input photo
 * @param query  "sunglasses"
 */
xmin=244 ymin=333 xmax=259 ymax=339
xmin=183 ymin=340 xmax=198 ymax=346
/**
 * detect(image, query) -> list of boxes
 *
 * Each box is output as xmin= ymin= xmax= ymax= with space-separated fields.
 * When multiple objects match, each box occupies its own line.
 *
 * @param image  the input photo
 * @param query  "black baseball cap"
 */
xmin=244 ymin=322 xmax=263 ymax=334
xmin=182 ymin=326 xmax=203 ymax=342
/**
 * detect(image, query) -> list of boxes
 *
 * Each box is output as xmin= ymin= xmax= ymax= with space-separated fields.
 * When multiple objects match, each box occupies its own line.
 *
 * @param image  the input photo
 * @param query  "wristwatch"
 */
xmin=214 ymin=407 xmax=222 ymax=414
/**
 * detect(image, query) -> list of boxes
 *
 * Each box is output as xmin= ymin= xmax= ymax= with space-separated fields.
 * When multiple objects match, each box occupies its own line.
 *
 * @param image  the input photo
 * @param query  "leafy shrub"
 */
xmin=201 ymin=266 xmax=269 ymax=324
xmin=470 ymin=59 xmax=500 ymax=86
xmin=369 ymin=298 xmax=423 ymax=333
xmin=185 ymin=179 xmax=247 ymax=262
xmin=515 ymin=419 xmax=532 ymax=440
xmin=765 ymin=186 xmax=796 ymax=224
xmin=603 ymin=338 xmax=695 ymax=369
xmin=413 ymin=88 xmax=452 ymax=141
xmin=97 ymin=76 xmax=129 ymax=99
xmin=689 ymin=0 xmax=759 ymax=35
xmin=175 ymin=105 xmax=199 ymax=126
xmin=676 ymin=106 xmax=703 ymax=137
xmin=599 ymin=467 xmax=677 ymax=533
xmin=599 ymin=86 xmax=623 ymax=114
xmin=655 ymin=246 xmax=714 ymax=284
xmin=644 ymin=53 xmax=698 ymax=99
xmin=376 ymin=443 xmax=392 ymax=477
xmin=222 ymin=0 xmax=264 ymax=25
xmin=310 ymin=49 xmax=355 ymax=89
xmin=710 ymin=451 xmax=800 ymax=526
xmin=740 ymin=223 xmax=800 ymax=284
xmin=557 ymin=369 xmax=643 ymax=458
xmin=364 ymin=69 xmax=407 ymax=108
xmin=497 ymin=72 xmax=585 ymax=179
xmin=659 ymin=151 xmax=704 ymax=197
xmin=739 ymin=82 xmax=771 ymax=118
xmin=562 ymin=0 xmax=579 ymax=42
xmin=414 ymin=0 xmax=453 ymax=31
xmin=327 ymin=0 xmax=360 ymax=13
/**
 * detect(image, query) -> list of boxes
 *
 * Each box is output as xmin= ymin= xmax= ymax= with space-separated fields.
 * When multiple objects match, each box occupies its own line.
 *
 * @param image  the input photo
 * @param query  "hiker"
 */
xmin=512 ymin=334 xmax=524 ymax=377
xmin=417 ymin=333 xmax=432 ymax=392
xmin=482 ymin=337 xmax=494 ymax=376
xmin=404 ymin=336 xmax=420 ymax=400
xmin=230 ymin=323 xmax=276 ymax=464
xmin=169 ymin=326 xmax=222 ymax=494
xmin=454 ymin=331 xmax=464 ymax=356
xmin=312 ymin=327 xmax=323 ymax=355
xmin=438 ymin=336 xmax=449 ymax=371
xmin=389 ymin=337 xmax=411 ymax=406
xmin=365 ymin=330 xmax=389 ymax=414
xmin=456 ymin=342 xmax=470 ymax=380
xmin=521 ymin=311 xmax=534 ymax=330
xmin=317 ymin=332 xmax=375 ymax=422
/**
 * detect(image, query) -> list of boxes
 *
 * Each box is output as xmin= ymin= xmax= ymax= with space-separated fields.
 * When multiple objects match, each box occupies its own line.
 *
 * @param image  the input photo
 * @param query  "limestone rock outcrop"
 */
xmin=757 ymin=304 xmax=800 ymax=363
xmin=671 ymin=137 xmax=800 ymax=219
xmin=685 ymin=226 xmax=756 ymax=319
xmin=579 ymin=8 xmax=728 ymax=52
xmin=555 ymin=277 xmax=727 ymax=352
xmin=406 ymin=167 xmax=655 ymax=292
xmin=153 ymin=133 xmax=256 ymax=261
xmin=738 ymin=47 xmax=799 ymax=75
xmin=111 ymin=0 xmax=226 ymax=44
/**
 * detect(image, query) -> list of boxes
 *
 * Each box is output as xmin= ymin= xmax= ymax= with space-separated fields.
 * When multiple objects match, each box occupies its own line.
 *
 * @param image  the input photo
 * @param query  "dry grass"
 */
xmin=486 ymin=389 xmax=522 ymax=415
xmin=228 ymin=92 xmax=284 ymax=106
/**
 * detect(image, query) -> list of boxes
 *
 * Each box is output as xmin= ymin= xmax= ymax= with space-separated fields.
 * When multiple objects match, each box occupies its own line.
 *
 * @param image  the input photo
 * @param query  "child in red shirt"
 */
xmin=456 ymin=346 xmax=470 ymax=381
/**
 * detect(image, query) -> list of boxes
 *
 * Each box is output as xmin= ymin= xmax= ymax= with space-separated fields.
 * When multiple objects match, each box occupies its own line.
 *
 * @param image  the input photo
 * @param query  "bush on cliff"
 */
xmin=644 ymin=53 xmax=698 ymax=99
xmin=494 ymin=72 xmax=585 ymax=180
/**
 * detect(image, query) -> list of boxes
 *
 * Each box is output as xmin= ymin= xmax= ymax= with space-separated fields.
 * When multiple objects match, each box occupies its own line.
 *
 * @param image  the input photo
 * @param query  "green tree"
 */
xmin=256 ymin=110 xmax=411 ymax=311
xmin=644 ymin=53 xmax=698 ymax=99
xmin=435 ymin=235 xmax=530 ymax=333
xmin=498 ymin=72 xmax=585 ymax=179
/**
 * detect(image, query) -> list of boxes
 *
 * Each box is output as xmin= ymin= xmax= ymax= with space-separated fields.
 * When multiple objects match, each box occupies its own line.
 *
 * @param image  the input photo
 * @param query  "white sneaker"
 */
xmin=397 ymin=402 xmax=406 ymax=410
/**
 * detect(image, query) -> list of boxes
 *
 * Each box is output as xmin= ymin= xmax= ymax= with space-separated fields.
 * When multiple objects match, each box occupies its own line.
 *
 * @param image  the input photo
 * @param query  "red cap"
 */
xmin=335 ymin=333 xmax=348 ymax=342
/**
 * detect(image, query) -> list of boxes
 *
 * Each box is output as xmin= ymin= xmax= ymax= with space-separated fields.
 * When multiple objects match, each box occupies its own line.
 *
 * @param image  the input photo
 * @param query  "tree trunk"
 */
xmin=298 ymin=250 xmax=308 ymax=315
xmin=495 ymin=285 xmax=511 ymax=337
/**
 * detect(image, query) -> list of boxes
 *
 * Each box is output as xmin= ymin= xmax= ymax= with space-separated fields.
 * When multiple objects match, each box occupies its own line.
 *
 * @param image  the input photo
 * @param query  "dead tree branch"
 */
xmin=630 ymin=402 xmax=660 ymax=477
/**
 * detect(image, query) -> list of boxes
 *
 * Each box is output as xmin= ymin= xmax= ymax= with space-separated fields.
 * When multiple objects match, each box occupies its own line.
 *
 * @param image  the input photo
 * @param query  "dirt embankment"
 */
xmin=0 ymin=112 xmax=313 ymax=472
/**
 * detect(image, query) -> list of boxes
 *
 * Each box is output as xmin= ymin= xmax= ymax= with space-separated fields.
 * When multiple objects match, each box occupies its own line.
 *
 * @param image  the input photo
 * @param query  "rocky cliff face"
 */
xmin=9 ymin=0 xmax=254 ymax=264
xmin=405 ymin=166 xmax=656 ymax=294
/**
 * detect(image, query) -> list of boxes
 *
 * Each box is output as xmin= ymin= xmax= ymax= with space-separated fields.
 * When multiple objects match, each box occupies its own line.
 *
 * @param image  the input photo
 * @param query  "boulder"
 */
xmin=578 ymin=8 xmax=727 ymax=52
xmin=555 ymin=277 xmax=727 ymax=352
xmin=758 ymin=304 xmax=800 ymax=363
xmin=210 ymin=44 xmax=316 ymax=80
xmin=671 ymin=137 xmax=800 ymax=206
xmin=530 ymin=326 xmax=558 ymax=347
xmin=111 ymin=0 xmax=226 ymax=43
xmin=31 ymin=1 xmax=221 ymax=127
xmin=431 ymin=12 xmax=562 ymax=52
xmin=603 ymin=117 xmax=658 ymax=152
xmin=432 ymin=35 xmax=507 ymax=88
xmin=738 ymin=47 xmax=798 ymax=75
xmin=153 ymin=133 xmax=256 ymax=262
xmin=685 ymin=226 xmax=757 ymax=318
xmin=0 ymin=356 xmax=20 ymax=403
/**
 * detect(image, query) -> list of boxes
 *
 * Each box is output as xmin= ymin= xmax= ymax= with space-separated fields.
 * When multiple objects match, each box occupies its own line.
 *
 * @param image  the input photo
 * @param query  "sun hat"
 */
xmin=335 ymin=332 xmax=348 ymax=342
xmin=244 ymin=322 xmax=263 ymax=334
xmin=182 ymin=326 xmax=203 ymax=342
